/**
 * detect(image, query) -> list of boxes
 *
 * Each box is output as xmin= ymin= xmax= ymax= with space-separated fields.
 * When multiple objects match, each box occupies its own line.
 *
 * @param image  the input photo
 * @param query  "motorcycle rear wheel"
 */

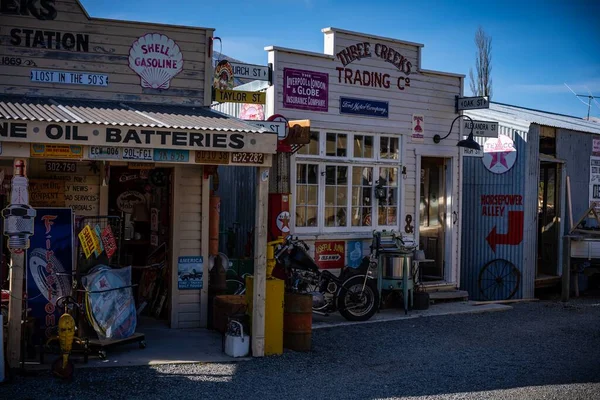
xmin=337 ymin=276 xmax=379 ymax=321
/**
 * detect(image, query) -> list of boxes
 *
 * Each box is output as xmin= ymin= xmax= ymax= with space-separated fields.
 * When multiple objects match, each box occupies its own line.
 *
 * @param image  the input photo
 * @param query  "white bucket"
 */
xmin=224 ymin=320 xmax=250 ymax=358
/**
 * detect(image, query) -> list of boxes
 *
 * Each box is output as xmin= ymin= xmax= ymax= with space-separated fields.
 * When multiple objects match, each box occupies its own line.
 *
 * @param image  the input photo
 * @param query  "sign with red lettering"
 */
xmin=480 ymin=194 xmax=524 ymax=252
xmin=129 ymin=33 xmax=183 ymax=89
xmin=411 ymin=114 xmax=424 ymax=143
xmin=482 ymin=135 xmax=517 ymax=174
xmin=101 ymin=225 xmax=118 ymax=259
xmin=315 ymin=240 xmax=345 ymax=269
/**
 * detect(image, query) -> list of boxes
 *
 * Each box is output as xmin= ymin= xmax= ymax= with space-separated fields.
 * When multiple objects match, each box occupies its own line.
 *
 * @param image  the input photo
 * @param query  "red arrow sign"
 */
xmin=486 ymin=211 xmax=524 ymax=252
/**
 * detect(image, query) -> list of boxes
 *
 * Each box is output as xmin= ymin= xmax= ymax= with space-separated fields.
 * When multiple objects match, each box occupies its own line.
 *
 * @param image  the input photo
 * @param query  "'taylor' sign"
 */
xmin=0 ymin=121 xmax=277 ymax=153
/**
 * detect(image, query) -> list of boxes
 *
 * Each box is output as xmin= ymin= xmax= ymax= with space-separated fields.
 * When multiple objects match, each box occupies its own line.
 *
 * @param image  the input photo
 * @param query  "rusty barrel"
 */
xmin=283 ymin=293 xmax=312 ymax=352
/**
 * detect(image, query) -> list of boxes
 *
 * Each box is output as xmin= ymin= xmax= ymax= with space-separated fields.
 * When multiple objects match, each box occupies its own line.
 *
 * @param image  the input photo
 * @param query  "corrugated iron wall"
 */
xmin=461 ymin=124 xmax=538 ymax=300
xmin=556 ymin=128 xmax=594 ymax=232
xmin=210 ymin=101 xmax=256 ymax=258
xmin=215 ymin=165 xmax=257 ymax=258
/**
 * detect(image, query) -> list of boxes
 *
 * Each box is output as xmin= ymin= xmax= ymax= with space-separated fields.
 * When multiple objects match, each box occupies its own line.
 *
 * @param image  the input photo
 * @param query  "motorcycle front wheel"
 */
xmin=337 ymin=276 xmax=379 ymax=321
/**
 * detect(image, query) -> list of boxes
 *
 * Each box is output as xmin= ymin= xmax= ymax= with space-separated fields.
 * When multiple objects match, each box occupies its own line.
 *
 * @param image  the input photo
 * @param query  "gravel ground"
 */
xmin=2 ymin=297 xmax=600 ymax=400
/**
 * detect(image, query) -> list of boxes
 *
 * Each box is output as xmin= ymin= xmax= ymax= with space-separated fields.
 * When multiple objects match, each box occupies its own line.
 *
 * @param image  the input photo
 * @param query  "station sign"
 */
xmin=463 ymin=120 xmax=498 ymax=138
xmin=457 ymin=96 xmax=489 ymax=111
xmin=230 ymin=62 xmax=270 ymax=82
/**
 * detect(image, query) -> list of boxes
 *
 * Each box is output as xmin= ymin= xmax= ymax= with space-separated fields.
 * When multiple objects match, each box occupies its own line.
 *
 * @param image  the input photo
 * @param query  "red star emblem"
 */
xmin=490 ymin=151 xmax=509 ymax=169
xmin=99 ymin=279 xmax=108 ymax=289
xmin=280 ymin=215 xmax=290 ymax=229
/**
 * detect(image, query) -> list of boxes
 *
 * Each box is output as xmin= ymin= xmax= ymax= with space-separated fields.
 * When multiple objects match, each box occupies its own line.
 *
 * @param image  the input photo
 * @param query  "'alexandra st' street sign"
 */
xmin=457 ymin=96 xmax=489 ymax=111
xmin=463 ymin=120 xmax=499 ymax=138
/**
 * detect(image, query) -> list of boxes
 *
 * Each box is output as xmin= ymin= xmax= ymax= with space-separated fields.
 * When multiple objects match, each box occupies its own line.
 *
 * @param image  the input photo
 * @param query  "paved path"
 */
xmin=3 ymin=298 xmax=600 ymax=400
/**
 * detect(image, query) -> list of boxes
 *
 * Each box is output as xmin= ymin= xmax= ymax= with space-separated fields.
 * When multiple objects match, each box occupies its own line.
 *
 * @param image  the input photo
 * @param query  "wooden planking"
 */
xmin=1 ymin=3 xmax=210 ymax=105
xmin=174 ymin=165 xmax=203 ymax=328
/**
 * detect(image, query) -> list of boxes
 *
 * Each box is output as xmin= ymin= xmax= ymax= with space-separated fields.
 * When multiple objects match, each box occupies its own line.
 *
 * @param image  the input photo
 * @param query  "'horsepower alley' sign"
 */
xmin=0 ymin=121 xmax=277 ymax=153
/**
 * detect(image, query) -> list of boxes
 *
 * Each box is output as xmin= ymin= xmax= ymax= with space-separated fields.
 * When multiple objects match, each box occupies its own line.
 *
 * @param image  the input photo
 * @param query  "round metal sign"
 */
xmin=267 ymin=114 xmax=289 ymax=140
xmin=482 ymin=134 xmax=517 ymax=174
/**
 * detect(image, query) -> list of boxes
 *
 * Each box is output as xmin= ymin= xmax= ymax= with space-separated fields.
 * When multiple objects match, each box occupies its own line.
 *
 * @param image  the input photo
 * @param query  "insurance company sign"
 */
xmin=0 ymin=121 xmax=276 ymax=153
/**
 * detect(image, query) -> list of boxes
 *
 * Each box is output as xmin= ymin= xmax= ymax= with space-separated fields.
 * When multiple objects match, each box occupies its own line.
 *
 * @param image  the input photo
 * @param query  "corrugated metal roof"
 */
xmin=468 ymin=102 xmax=600 ymax=135
xmin=0 ymin=95 xmax=267 ymax=133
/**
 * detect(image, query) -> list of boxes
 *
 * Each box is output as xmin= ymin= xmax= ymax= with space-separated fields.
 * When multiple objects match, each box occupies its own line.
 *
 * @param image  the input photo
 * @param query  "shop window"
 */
xmin=324 ymin=165 xmax=348 ymax=227
xmin=326 ymin=132 xmax=347 ymax=157
xmin=380 ymin=136 xmax=399 ymax=160
xmin=295 ymin=163 xmax=319 ymax=227
xmin=354 ymin=135 xmax=374 ymax=159
xmin=378 ymin=167 xmax=398 ymax=226
xmin=297 ymin=131 xmax=320 ymax=156
xmin=352 ymin=166 xmax=373 ymax=226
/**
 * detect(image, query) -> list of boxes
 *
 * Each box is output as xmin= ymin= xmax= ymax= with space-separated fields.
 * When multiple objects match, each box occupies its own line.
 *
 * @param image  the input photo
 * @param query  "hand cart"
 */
xmin=372 ymin=230 xmax=418 ymax=314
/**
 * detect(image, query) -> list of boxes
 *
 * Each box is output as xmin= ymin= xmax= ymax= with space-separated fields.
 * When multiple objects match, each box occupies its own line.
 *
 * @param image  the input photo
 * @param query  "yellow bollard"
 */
xmin=266 ymin=239 xmax=283 ymax=278
xmin=246 ymin=276 xmax=284 ymax=356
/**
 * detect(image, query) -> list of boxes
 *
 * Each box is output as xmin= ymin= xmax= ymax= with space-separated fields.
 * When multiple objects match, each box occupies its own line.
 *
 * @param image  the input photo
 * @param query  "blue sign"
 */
xmin=154 ymin=149 xmax=190 ymax=163
xmin=178 ymin=256 xmax=203 ymax=289
xmin=26 ymin=207 xmax=74 ymax=344
xmin=347 ymin=240 xmax=364 ymax=268
xmin=339 ymin=97 xmax=389 ymax=118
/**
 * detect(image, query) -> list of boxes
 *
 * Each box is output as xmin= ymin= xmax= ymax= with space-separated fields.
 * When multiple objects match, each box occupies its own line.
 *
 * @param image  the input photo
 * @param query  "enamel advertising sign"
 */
xmin=128 ymin=33 xmax=183 ymax=89
xmin=283 ymin=68 xmax=328 ymax=112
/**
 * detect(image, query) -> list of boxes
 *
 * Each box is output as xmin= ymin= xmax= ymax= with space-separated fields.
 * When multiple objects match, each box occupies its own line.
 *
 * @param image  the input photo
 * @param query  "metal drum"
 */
xmin=283 ymin=293 xmax=312 ymax=352
xmin=382 ymin=254 xmax=412 ymax=280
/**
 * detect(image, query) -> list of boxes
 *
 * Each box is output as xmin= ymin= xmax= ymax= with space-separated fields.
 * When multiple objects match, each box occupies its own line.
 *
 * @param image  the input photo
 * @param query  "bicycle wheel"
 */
xmin=478 ymin=259 xmax=521 ymax=301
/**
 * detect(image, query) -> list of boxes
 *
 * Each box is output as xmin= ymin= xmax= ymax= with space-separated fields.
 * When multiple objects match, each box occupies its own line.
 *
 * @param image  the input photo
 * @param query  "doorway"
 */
xmin=419 ymin=157 xmax=447 ymax=281
xmin=537 ymin=162 xmax=560 ymax=277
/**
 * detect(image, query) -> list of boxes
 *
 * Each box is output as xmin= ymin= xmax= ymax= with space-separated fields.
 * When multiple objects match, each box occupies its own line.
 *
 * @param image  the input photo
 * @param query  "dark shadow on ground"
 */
xmin=2 ymin=298 xmax=600 ymax=400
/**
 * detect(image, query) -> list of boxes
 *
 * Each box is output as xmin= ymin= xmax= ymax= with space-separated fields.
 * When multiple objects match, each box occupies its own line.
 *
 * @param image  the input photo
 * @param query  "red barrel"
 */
xmin=283 ymin=293 xmax=312 ymax=352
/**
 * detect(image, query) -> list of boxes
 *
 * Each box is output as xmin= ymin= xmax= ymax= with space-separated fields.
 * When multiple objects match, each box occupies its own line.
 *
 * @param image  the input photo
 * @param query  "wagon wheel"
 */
xmin=478 ymin=259 xmax=521 ymax=301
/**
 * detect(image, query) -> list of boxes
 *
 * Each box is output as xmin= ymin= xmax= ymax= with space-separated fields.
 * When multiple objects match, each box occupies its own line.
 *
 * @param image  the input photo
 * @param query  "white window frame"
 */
xmin=292 ymin=130 xmax=402 ymax=235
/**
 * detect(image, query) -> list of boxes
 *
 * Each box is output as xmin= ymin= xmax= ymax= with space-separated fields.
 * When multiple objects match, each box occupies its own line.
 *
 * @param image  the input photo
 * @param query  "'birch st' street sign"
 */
xmin=463 ymin=120 xmax=499 ymax=138
xmin=230 ymin=62 xmax=270 ymax=81
xmin=457 ymin=96 xmax=489 ymax=111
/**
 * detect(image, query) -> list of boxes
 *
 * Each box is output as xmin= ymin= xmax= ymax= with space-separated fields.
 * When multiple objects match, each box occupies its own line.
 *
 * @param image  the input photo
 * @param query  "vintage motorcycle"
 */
xmin=273 ymin=236 xmax=380 ymax=321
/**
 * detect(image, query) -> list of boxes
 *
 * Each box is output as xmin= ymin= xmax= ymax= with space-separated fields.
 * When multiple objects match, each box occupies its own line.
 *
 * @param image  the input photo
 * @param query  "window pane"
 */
xmin=336 ymin=187 xmax=347 ymax=206
xmin=297 ymin=164 xmax=307 ymax=184
xmin=354 ymin=135 xmax=363 ymax=158
xmin=326 ymin=133 xmax=336 ymax=156
xmin=296 ymin=185 xmax=306 ymax=204
xmin=307 ymin=185 xmax=318 ymax=205
xmin=337 ymin=134 xmax=347 ymax=157
xmin=337 ymin=166 xmax=348 ymax=185
xmin=307 ymin=164 xmax=318 ymax=184
xmin=389 ymin=138 xmax=399 ymax=160
xmin=380 ymin=137 xmax=389 ymax=159
xmin=326 ymin=165 xmax=336 ymax=184
xmin=306 ymin=207 xmax=318 ymax=227
xmin=336 ymin=207 xmax=347 ymax=227
xmin=325 ymin=186 xmax=335 ymax=205
xmin=299 ymin=131 xmax=320 ymax=155
xmin=296 ymin=163 xmax=319 ymax=227
xmin=325 ymin=207 xmax=336 ymax=227
xmin=364 ymin=136 xmax=373 ymax=158
xmin=296 ymin=207 xmax=306 ymax=227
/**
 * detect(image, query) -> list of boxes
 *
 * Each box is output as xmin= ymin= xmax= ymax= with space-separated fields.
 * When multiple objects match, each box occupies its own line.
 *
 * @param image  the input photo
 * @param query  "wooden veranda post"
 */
xmin=252 ymin=165 xmax=269 ymax=357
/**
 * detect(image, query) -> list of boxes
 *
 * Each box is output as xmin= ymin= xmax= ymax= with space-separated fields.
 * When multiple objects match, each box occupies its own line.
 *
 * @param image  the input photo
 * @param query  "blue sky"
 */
xmin=83 ymin=0 xmax=600 ymax=119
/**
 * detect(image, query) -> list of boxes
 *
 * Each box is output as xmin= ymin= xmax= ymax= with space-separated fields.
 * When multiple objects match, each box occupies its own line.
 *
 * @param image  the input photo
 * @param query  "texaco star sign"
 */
xmin=482 ymin=134 xmax=517 ymax=174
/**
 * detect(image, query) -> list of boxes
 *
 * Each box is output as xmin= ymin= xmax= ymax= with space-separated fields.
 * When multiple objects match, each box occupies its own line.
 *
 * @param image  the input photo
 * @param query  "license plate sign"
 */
xmin=195 ymin=151 xmax=230 ymax=165
xmin=89 ymin=146 xmax=121 ymax=159
xmin=231 ymin=152 xmax=264 ymax=164
xmin=122 ymin=148 xmax=153 ymax=160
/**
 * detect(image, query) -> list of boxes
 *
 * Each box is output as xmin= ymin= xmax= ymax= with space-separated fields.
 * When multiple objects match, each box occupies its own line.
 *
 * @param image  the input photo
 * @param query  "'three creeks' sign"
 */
xmin=334 ymin=41 xmax=412 ymax=91
xmin=283 ymin=68 xmax=329 ymax=112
